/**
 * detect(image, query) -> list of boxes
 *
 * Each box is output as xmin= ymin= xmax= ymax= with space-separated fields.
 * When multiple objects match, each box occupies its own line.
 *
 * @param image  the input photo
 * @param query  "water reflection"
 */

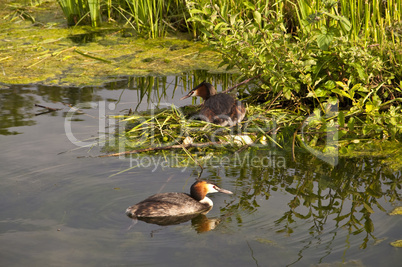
xmin=0 ymin=70 xmax=239 ymax=136
xmin=216 ymin=151 xmax=401 ymax=263
xmin=132 ymin=213 xmax=220 ymax=233
xmin=0 ymin=85 xmax=36 ymax=135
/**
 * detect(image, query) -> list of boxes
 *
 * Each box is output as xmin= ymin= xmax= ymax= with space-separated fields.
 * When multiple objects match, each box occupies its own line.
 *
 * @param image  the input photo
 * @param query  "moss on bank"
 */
xmin=0 ymin=1 xmax=221 ymax=86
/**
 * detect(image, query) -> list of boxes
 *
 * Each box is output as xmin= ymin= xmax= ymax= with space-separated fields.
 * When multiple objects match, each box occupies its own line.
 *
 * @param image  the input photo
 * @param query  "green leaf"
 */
xmin=309 ymin=136 xmax=318 ymax=146
xmin=302 ymin=60 xmax=316 ymax=68
xmin=334 ymin=213 xmax=350 ymax=222
xmin=283 ymin=88 xmax=292 ymax=99
xmin=350 ymin=83 xmax=363 ymax=93
xmin=313 ymin=108 xmax=321 ymax=118
xmin=320 ymin=11 xmax=351 ymax=33
xmin=229 ymin=14 xmax=238 ymax=25
xmin=339 ymin=145 xmax=348 ymax=154
xmin=331 ymin=88 xmax=352 ymax=100
xmin=317 ymin=26 xmax=335 ymax=50
xmin=214 ymin=22 xmax=228 ymax=31
xmin=335 ymin=81 xmax=347 ymax=89
xmin=327 ymin=96 xmax=338 ymax=105
xmin=217 ymin=60 xmax=227 ymax=68
xmin=338 ymin=111 xmax=345 ymax=127
xmin=314 ymin=88 xmax=328 ymax=97
xmin=199 ymin=28 xmax=212 ymax=37
xmin=243 ymin=1 xmax=255 ymax=10
xmin=306 ymin=91 xmax=315 ymax=98
xmin=365 ymin=102 xmax=376 ymax=113
xmin=323 ymin=80 xmax=336 ymax=89
xmin=363 ymin=202 xmax=375 ymax=213
xmin=253 ymin=11 xmax=261 ymax=25
xmin=350 ymin=63 xmax=367 ymax=82
xmin=348 ymin=117 xmax=355 ymax=131
xmin=364 ymin=217 xmax=374 ymax=233
xmin=339 ymin=16 xmax=351 ymax=33
xmin=189 ymin=9 xmax=205 ymax=15
xmin=352 ymin=228 xmax=364 ymax=235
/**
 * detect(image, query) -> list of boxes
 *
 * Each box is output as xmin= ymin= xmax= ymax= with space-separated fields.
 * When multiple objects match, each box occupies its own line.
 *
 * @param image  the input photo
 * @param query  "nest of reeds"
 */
xmin=102 ymin=103 xmax=303 ymax=164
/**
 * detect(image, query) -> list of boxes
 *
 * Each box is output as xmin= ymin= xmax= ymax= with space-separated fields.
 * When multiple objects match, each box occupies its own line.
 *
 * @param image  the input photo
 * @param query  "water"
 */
xmin=0 ymin=74 xmax=401 ymax=266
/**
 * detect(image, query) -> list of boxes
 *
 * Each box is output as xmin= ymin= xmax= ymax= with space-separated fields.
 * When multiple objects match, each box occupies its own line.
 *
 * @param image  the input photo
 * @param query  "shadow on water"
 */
xmin=130 ymin=213 xmax=221 ymax=233
xmin=68 ymin=31 xmax=110 ymax=44
xmin=68 ymin=29 xmax=136 ymax=44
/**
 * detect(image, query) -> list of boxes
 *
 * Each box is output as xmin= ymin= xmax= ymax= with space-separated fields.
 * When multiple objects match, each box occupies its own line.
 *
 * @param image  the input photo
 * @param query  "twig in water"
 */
xmin=35 ymin=104 xmax=62 ymax=111
xmin=35 ymin=104 xmax=62 ymax=116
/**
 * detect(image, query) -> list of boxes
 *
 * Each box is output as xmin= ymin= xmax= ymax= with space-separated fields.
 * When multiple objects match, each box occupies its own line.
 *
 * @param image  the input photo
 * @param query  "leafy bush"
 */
xmin=186 ymin=0 xmax=402 ymax=148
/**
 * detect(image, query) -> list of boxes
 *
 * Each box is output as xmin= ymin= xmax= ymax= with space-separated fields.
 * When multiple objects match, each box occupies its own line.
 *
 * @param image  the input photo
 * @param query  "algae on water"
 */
xmin=0 ymin=1 xmax=221 ymax=86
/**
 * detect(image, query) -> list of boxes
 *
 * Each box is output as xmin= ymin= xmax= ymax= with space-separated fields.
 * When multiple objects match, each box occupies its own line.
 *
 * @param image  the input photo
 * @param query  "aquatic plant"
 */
xmin=56 ymin=0 xmax=190 ymax=37
xmin=57 ymin=0 xmax=92 ymax=26
xmin=187 ymin=0 xmax=402 ymax=155
xmin=121 ymin=0 xmax=185 ymax=38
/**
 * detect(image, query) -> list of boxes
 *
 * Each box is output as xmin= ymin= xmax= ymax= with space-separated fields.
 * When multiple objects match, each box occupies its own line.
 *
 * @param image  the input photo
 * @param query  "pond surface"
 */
xmin=0 ymin=73 xmax=401 ymax=266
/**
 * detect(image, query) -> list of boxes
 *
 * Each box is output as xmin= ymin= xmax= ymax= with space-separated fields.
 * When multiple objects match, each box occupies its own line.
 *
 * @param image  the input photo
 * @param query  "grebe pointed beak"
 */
xmin=216 ymin=187 xmax=233 ymax=194
xmin=180 ymin=90 xmax=195 ymax=100
xmin=204 ymin=182 xmax=233 ymax=195
xmin=180 ymin=94 xmax=191 ymax=100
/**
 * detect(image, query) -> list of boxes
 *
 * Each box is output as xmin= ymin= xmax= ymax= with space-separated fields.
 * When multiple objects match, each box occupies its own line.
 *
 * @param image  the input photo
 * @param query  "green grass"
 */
xmin=53 ymin=0 xmax=402 ymax=52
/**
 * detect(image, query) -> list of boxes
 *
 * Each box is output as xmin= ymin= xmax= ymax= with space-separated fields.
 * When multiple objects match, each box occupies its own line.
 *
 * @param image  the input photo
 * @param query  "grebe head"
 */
xmin=190 ymin=180 xmax=233 ymax=205
xmin=180 ymin=81 xmax=217 ymax=101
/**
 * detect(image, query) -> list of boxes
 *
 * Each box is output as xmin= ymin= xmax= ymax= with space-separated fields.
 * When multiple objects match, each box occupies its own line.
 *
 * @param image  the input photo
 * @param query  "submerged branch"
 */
xmin=35 ymin=104 xmax=62 ymax=116
xmin=35 ymin=104 xmax=62 ymax=111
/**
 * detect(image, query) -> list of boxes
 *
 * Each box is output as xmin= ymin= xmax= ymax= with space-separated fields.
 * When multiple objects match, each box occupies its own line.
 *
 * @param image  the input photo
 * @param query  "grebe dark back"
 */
xmin=180 ymin=81 xmax=246 ymax=126
xmin=126 ymin=180 xmax=233 ymax=218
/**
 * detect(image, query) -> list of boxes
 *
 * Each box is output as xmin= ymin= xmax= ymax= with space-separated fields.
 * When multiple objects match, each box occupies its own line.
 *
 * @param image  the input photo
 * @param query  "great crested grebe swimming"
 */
xmin=125 ymin=180 xmax=233 ymax=218
xmin=180 ymin=81 xmax=246 ymax=126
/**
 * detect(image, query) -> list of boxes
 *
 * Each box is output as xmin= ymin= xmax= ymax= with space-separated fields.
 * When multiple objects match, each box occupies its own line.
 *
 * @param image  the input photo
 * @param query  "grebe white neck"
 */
xmin=199 ymin=196 xmax=213 ymax=207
